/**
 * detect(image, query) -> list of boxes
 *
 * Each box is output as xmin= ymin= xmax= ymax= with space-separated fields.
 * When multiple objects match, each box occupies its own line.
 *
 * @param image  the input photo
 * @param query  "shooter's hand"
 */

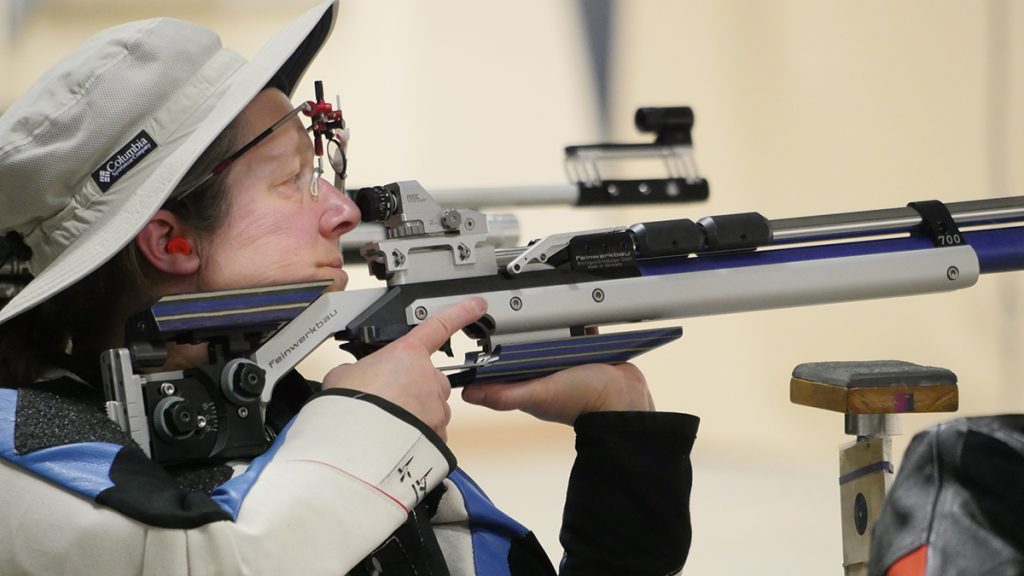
xmin=460 ymin=362 xmax=655 ymax=426
xmin=322 ymin=297 xmax=487 ymax=441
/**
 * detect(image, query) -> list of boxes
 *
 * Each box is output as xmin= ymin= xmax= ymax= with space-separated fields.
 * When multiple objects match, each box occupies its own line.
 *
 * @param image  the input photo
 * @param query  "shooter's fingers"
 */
xmin=462 ymin=363 xmax=653 ymax=425
xmin=403 ymin=297 xmax=488 ymax=353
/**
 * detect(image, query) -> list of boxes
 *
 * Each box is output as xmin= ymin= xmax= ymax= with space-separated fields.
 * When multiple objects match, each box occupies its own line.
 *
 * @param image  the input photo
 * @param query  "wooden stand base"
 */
xmin=789 ymin=360 xmax=958 ymax=575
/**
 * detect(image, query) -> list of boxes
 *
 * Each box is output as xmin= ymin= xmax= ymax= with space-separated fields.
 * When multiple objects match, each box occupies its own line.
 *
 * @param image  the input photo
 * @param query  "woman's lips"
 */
xmin=321 ymin=261 xmax=348 ymax=290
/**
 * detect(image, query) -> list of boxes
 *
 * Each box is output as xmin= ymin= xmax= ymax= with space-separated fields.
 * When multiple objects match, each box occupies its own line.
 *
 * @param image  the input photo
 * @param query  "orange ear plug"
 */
xmin=167 ymin=236 xmax=193 ymax=256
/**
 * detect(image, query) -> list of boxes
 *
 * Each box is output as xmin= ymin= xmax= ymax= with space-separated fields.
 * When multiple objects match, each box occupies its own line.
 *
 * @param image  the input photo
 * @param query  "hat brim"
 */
xmin=0 ymin=0 xmax=338 ymax=326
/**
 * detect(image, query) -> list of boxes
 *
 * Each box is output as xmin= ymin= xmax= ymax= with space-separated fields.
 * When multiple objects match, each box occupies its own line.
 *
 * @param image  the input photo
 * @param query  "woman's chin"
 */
xmin=322 ymin=269 xmax=349 ymax=292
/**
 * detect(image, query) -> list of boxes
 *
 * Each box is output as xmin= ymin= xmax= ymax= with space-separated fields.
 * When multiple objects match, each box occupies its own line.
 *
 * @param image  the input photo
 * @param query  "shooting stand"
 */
xmin=790 ymin=361 xmax=959 ymax=576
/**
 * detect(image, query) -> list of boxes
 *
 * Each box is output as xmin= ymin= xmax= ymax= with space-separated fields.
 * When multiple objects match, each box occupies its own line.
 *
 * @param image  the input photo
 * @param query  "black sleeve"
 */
xmin=558 ymin=411 xmax=699 ymax=576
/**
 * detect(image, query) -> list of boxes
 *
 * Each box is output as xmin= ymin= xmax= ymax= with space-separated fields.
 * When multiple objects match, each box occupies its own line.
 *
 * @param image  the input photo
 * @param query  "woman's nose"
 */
xmin=317 ymin=177 xmax=361 ymax=238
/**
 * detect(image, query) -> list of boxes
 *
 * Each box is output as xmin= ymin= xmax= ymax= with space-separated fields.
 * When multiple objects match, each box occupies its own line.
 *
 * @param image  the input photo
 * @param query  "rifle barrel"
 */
xmin=771 ymin=196 xmax=1024 ymax=244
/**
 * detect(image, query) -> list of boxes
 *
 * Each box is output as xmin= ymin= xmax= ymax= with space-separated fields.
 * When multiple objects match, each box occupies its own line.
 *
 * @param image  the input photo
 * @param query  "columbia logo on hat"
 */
xmin=90 ymin=130 xmax=158 ymax=192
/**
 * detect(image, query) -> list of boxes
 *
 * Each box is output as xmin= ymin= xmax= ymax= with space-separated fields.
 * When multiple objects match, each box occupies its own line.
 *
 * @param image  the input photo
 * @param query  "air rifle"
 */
xmin=102 ymin=181 xmax=1024 ymax=465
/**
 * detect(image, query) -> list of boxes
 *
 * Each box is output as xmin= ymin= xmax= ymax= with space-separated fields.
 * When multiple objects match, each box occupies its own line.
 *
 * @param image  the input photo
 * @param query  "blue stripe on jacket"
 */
xmin=449 ymin=468 xmax=531 ymax=575
xmin=211 ymin=417 xmax=295 ymax=519
xmin=0 ymin=388 xmax=118 ymax=499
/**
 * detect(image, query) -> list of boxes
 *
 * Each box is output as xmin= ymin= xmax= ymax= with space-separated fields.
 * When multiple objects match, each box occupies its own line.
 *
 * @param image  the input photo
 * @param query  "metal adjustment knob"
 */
xmin=154 ymin=396 xmax=197 ymax=441
xmin=222 ymin=359 xmax=267 ymax=405
xmin=441 ymin=209 xmax=463 ymax=230
xmin=235 ymin=364 xmax=266 ymax=398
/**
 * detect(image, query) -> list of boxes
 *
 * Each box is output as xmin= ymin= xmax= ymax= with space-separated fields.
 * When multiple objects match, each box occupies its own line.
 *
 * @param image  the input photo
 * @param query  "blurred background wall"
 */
xmin=3 ymin=1 xmax=1022 ymax=573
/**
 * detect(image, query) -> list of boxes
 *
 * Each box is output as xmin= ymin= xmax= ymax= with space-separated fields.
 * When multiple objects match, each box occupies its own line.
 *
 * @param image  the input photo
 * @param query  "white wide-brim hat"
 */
xmin=0 ymin=0 xmax=338 ymax=326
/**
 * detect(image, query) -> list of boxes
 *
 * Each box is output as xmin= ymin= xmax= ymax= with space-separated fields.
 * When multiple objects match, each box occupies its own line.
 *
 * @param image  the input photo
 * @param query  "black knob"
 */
xmin=634 ymin=106 xmax=694 ymax=145
xmin=233 ymin=364 xmax=266 ymax=398
xmin=354 ymin=185 xmax=399 ymax=223
xmin=221 ymin=360 xmax=267 ymax=406
xmin=635 ymin=106 xmax=693 ymax=132
xmin=155 ymin=397 xmax=196 ymax=440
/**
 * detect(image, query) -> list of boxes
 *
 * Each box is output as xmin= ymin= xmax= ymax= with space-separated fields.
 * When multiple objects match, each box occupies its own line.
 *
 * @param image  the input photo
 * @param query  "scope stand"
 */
xmin=790 ymin=360 xmax=959 ymax=576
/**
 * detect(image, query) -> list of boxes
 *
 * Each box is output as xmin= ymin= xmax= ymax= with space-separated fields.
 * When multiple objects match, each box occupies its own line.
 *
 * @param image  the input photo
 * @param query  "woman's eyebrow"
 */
xmin=260 ymin=127 xmax=311 ymax=165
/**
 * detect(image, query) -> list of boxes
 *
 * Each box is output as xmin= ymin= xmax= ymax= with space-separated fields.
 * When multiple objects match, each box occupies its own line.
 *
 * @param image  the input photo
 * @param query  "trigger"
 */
xmin=440 ymin=339 xmax=454 ymax=358
xmin=463 ymin=314 xmax=495 ymax=340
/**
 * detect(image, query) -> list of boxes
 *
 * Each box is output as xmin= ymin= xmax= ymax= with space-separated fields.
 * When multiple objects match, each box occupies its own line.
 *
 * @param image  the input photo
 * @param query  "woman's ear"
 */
xmin=135 ymin=209 xmax=200 ymax=276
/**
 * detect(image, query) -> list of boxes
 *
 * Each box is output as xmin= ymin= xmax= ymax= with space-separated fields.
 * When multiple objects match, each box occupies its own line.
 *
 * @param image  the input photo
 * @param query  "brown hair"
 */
xmin=0 ymin=117 xmax=246 ymax=386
